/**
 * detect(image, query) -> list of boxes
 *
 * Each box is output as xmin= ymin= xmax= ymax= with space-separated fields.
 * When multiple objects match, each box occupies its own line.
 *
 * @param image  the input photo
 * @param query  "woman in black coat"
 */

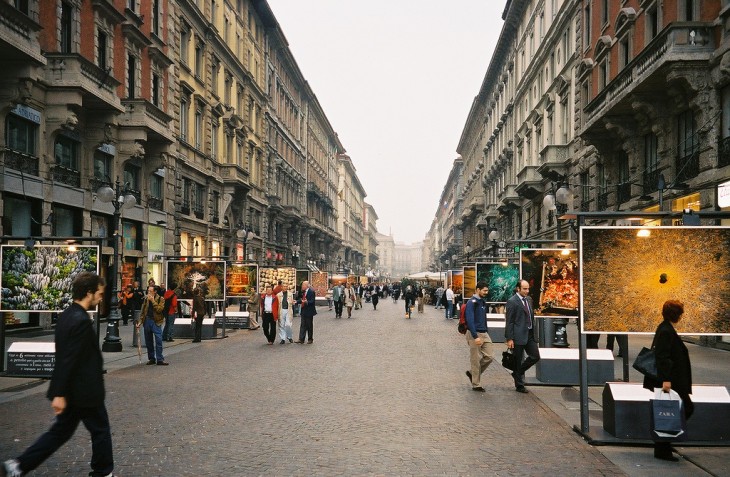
xmin=643 ymin=299 xmax=693 ymax=462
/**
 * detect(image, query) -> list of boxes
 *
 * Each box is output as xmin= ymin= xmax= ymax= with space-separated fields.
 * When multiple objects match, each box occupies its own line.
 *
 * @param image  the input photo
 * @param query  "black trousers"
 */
xmin=262 ymin=312 xmax=276 ymax=343
xmin=299 ymin=315 xmax=313 ymax=341
xmin=193 ymin=315 xmax=204 ymax=341
xmin=17 ymin=403 xmax=113 ymax=476
xmin=512 ymin=330 xmax=540 ymax=387
xmin=334 ymin=300 xmax=343 ymax=317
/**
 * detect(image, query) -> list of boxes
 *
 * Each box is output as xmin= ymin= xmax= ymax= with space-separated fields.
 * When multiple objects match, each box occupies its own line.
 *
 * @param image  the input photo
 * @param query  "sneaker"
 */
xmin=2 ymin=459 xmax=22 ymax=477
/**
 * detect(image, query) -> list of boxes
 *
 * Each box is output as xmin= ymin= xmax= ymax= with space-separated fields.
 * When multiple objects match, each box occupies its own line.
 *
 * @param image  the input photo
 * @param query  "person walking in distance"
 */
xmin=2 ymin=272 xmax=115 ymax=477
xmin=296 ymin=280 xmax=317 ymax=343
xmin=191 ymin=287 xmax=206 ymax=343
xmin=332 ymin=283 xmax=343 ymax=319
xmin=138 ymin=285 xmax=168 ymax=365
xmin=161 ymin=282 xmax=178 ymax=342
xmin=343 ymin=282 xmax=355 ymax=319
xmin=371 ymin=283 xmax=380 ymax=310
xmin=259 ymin=284 xmax=279 ymax=345
xmin=445 ymin=285 xmax=455 ymax=319
xmin=118 ymin=284 xmax=134 ymax=326
xmin=505 ymin=280 xmax=540 ymax=393
xmin=464 ymin=282 xmax=494 ymax=392
xmin=247 ymin=288 xmax=260 ymax=330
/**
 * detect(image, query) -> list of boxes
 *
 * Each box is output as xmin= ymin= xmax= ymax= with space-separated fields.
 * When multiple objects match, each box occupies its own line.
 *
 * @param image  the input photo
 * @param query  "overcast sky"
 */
xmin=266 ymin=0 xmax=505 ymax=244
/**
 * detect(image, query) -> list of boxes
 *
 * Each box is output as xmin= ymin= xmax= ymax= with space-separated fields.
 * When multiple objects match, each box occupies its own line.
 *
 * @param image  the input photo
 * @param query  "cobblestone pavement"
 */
xmin=1 ymin=300 xmax=626 ymax=476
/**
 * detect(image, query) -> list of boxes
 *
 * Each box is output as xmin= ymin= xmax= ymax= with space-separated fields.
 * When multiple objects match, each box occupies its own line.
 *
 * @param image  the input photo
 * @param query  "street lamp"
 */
xmin=236 ymin=224 xmax=255 ymax=261
xmin=488 ymin=228 xmax=500 ymax=257
xmin=465 ymin=242 xmax=472 ymax=263
xmin=97 ymin=178 xmax=137 ymax=352
xmin=318 ymin=252 xmax=326 ymax=270
xmin=291 ymin=244 xmax=300 ymax=267
xmin=451 ymin=253 xmax=458 ymax=267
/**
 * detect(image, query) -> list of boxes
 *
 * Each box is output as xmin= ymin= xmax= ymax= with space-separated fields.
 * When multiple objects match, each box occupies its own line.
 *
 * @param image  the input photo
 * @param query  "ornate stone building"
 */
xmin=0 ymin=0 xmax=376 ymax=329
xmin=0 ymin=0 xmax=175 ymax=301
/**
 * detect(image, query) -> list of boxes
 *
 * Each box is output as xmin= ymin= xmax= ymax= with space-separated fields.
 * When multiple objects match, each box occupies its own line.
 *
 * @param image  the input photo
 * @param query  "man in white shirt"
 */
xmin=445 ymin=286 xmax=455 ymax=319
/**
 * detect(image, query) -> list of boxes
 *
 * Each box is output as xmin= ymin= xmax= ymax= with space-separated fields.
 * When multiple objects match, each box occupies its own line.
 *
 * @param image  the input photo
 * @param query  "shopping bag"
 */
xmin=650 ymin=389 xmax=686 ymax=441
xmin=632 ymin=347 xmax=658 ymax=381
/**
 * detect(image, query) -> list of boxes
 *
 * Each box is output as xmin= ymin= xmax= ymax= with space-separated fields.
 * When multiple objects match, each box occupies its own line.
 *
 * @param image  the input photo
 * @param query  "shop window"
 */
xmin=53 ymin=205 xmax=82 ymax=236
xmin=3 ymin=195 xmax=41 ymax=236
xmin=122 ymin=221 xmax=141 ymax=250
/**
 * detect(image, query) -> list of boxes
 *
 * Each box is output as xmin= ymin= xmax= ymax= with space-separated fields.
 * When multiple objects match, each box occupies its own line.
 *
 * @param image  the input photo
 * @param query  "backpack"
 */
xmin=457 ymin=299 xmax=473 ymax=334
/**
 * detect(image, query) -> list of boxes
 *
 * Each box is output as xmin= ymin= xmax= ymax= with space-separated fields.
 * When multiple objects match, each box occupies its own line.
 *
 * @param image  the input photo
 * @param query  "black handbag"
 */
xmin=632 ymin=346 xmax=658 ymax=381
xmin=501 ymin=350 xmax=516 ymax=370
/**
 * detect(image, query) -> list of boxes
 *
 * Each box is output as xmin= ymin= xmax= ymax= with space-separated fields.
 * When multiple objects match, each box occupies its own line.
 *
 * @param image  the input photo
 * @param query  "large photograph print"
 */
xmin=167 ymin=260 xmax=226 ymax=301
xmin=520 ymin=249 xmax=578 ymax=317
xmin=475 ymin=262 xmax=519 ymax=303
xmin=1 ymin=245 xmax=99 ymax=312
xmin=225 ymin=264 xmax=258 ymax=297
xmin=581 ymin=226 xmax=730 ymax=334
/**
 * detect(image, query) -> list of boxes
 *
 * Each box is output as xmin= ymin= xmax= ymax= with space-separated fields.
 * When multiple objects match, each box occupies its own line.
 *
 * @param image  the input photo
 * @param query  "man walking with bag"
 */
xmin=464 ymin=282 xmax=493 ymax=392
xmin=505 ymin=280 xmax=540 ymax=393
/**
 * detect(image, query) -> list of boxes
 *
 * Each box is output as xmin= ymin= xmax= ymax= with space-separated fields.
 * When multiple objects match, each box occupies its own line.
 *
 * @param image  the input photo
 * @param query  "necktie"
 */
xmin=522 ymin=298 xmax=532 ymax=329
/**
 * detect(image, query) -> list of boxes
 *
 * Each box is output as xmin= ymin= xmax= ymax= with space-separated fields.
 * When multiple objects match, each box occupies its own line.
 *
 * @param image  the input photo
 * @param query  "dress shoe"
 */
xmin=192 ymin=339 xmax=201 ymax=343
xmin=146 ymin=359 xmax=156 ymax=365
xmin=515 ymin=386 xmax=529 ymax=393
xmin=307 ymin=339 xmax=313 ymax=344
xmin=280 ymin=340 xmax=285 ymax=344
xmin=156 ymin=361 xmax=169 ymax=366
xmin=472 ymin=386 xmax=486 ymax=392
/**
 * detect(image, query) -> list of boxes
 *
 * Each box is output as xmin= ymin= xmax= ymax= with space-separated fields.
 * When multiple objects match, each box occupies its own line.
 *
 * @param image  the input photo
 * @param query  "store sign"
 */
xmin=12 ymin=104 xmax=42 ymax=124
xmin=719 ymin=180 xmax=730 ymax=208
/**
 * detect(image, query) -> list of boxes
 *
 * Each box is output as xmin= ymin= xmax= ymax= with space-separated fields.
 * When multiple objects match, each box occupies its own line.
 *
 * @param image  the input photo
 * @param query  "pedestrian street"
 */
xmin=1 ymin=300 xmax=623 ymax=476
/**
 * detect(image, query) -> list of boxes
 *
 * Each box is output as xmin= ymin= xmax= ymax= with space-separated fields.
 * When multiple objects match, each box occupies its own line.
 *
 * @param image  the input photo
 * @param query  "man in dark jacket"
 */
xmin=295 ymin=280 xmax=317 ymax=344
xmin=2 ymin=272 xmax=115 ymax=477
xmin=505 ymin=279 xmax=540 ymax=393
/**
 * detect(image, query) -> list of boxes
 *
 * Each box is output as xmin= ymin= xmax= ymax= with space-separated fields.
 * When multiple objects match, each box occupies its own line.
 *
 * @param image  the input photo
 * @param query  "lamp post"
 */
xmin=488 ymin=229 xmax=500 ymax=257
xmin=318 ymin=252 xmax=326 ymax=271
xmin=97 ymin=178 xmax=137 ymax=352
xmin=291 ymin=244 xmax=300 ymax=267
xmin=543 ymin=184 xmax=571 ymax=239
xmin=236 ymin=224 xmax=255 ymax=261
xmin=465 ymin=242 xmax=472 ymax=263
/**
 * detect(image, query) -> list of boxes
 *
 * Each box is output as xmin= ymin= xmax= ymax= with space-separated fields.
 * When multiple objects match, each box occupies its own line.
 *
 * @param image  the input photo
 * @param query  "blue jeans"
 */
xmin=143 ymin=319 xmax=164 ymax=362
xmin=162 ymin=313 xmax=175 ymax=340
xmin=445 ymin=300 xmax=453 ymax=319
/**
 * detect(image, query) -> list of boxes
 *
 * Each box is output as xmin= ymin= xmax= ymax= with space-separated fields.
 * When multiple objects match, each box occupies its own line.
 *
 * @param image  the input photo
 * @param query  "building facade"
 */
xmin=0 ymin=0 xmax=375 ymax=329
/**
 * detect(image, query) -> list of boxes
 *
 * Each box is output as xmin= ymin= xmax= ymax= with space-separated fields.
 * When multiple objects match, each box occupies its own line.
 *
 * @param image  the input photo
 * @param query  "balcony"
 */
xmin=583 ymin=22 xmax=715 ymax=134
xmin=52 ymin=165 xmax=81 ymax=188
xmin=119 ymin=98 xmax=174 ymax=143
xmin=515 ymin=165 xmax=543 ymax=200
xmin=616 ymin=183 xmax=631 ymax=204
xmin=2 ymin=149 xmax=39 ymax=176
xmin=597 ymin=191 xmax=610 ymax=211
xmin=643 ymin=169 xmax=660 ymax=193
xmin=498 ymin=185 xmax=521 ymax=214
xmin=147 ymin=196 xmax=164 ymax=211
xmin=44 ymin=54 xmax=122 ymax=112
xmin=538 ymin=145 xmax=569 ymax=180
xmin=220 ymin=163 xmax=250 ymax=192
xmin=675 ymin=150 xmax=700 ymax=183
xmin=0 ymin=2 xmax=44 ymax=65
xmin=719 ymin=136 xmax=730 ymax=169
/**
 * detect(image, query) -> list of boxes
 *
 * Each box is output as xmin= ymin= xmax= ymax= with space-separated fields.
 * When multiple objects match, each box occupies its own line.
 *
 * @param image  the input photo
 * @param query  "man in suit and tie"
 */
xmin=296 ymin=280 xmax=317 ymax=344
xmin=3 ymin=272 xmax=115 ymax=477
xmin=505 ymin=279 xmax=540 ymax=393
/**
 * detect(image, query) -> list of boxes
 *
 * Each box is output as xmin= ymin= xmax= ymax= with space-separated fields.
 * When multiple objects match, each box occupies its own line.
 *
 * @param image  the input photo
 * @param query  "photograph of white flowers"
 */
xmin=1 ymin=245 xmax=99 ymax=312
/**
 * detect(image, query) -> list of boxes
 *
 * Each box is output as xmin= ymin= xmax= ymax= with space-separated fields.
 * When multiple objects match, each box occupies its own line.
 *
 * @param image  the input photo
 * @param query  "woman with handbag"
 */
xmin=643 ymin=299 xmax=693 ymax=462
